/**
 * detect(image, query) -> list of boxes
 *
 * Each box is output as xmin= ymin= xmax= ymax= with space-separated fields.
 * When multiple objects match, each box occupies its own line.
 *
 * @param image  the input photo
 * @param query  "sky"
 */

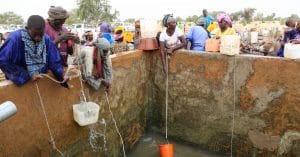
xmin=0 ymin=0 xmax=299 ymax=21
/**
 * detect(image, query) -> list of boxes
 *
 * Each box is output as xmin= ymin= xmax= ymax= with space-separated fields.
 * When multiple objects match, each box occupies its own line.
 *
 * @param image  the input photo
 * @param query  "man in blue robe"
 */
xmin=0 ymin=15 xmax=68 ymax=87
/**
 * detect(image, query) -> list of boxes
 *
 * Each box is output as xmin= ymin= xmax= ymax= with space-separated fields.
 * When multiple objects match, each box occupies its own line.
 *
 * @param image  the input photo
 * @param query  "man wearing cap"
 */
xmin=186 ymin=18 xmax=208 ymax=52
xmin=45 ymin=6 xmax=77 ymax=67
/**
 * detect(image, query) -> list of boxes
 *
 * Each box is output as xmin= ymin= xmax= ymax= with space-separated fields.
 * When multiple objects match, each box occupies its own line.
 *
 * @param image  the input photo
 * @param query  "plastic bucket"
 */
xmin=159 ymin=144 xmax=174 ymax=157
xmin=73 ymin=102 xmax=100 ymax=126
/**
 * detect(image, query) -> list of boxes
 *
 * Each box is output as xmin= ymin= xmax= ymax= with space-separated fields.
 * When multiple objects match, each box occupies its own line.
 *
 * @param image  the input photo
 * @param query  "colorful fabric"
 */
xmin=204 ymin=15 xmax=214 ymax=29
xmin=186 ymin=26 xmax=208 ymax=52
xmin=283 ymin=28 xmax=297 ymax=42
xmin=20 ymin=29 xmax=47 ymax=76
xmin=214 ymin=27 xmax=236 ymax=36
xmin=45 ymin=20 xmax=73 ymax=66
xmin=217 ymin=13 xmax=232 ymax=27
xmin=94 ymin=38 xmax=112 ymax=83
xmin=0 ymin=29 xmax=64 ymax=85
xmin=102 ymin=33 xmax=115 ymax=44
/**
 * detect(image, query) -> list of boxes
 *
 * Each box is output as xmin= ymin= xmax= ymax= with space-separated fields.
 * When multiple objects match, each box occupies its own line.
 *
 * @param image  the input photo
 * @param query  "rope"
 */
xmin=165 ymin=53 xmax=169 ymax=143
xmin=105 ymin=91 xmax=126 ymax=157
xmin=230 ymin=55 xmax=236 ymax=157
xmin=39 ymin=68 xmax=80 ymax=84
xmin=75 ymin=44 xmax=87 ymax=102
xmin=35 ymin=82 xmax=64 ymax=157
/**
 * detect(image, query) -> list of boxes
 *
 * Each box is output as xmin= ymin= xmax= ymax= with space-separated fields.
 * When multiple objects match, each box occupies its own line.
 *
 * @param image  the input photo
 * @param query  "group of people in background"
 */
xmin=1 ymin=6 xmax=300 ymax=87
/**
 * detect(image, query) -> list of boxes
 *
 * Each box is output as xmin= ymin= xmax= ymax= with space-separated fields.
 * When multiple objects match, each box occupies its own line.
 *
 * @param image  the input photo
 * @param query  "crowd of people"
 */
xmin=1 ymin=7 xmax=300 ymax=88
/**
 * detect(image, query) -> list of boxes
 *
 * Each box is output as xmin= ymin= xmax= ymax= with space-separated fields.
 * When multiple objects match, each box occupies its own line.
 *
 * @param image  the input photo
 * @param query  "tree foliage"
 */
xmin=185 ymin=15 xmax=199 ymax=22
xmin=65 ymin=9 xmax=82 ymax=25
xmin=77 ymin=0 xmax=119 ymax=23
xmin=0 ymin=12 xmax=24 ymax=24
xmin=242 ymin=8 xmax=256 ymax=22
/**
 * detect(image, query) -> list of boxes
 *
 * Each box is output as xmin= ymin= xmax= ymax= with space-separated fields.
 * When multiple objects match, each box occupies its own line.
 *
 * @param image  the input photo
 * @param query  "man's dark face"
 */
xmin=28 ymin=28 xmax=44 ymax=42
xmin=50 ymin=19 xmax=66 ymax=30
xmin=203 ymin=10 xmax=208 ymax=17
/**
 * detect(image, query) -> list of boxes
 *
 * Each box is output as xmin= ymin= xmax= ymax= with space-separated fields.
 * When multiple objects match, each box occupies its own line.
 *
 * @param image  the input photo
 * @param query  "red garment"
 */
xmin=45 ymin=20 xmax=73 ymax=67
xmin=93 ymin=48 xmax=102 ymax=78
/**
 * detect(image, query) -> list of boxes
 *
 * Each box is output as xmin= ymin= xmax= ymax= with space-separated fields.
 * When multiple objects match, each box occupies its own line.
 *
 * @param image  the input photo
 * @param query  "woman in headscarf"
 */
xmin=45 ymin=6 xmax=77 ymax=67
xmin=159 ymin=15 xmax=186 ymax=73
xmin=213 ymin=13 xmax=236 ymax=37
xmin=99 ymin=22 xmax=115 ymax=45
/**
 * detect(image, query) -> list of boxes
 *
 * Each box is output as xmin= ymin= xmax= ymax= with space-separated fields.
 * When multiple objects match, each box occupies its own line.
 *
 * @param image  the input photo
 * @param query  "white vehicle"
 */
xmin=71 ymin=23 xmax=98 ymax=40
xmin=113 ymin=22 xmax=135 ymax=32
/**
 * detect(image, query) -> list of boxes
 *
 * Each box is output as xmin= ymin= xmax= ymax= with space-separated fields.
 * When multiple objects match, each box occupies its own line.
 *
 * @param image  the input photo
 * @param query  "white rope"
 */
xmin=165 ymin=53 xmax=169 ymax=142
xmin=39 ymin=68 xmax=80 ymax=84
xmin=230 ymin=55 xmax=236 ymax=157
xmin=35 ymin=82 xmax=64 ymax=157
xmin=76 ymin=45 xmax=87 ymax=102
xmin=105 ymin=91 xmax=126 ymax=157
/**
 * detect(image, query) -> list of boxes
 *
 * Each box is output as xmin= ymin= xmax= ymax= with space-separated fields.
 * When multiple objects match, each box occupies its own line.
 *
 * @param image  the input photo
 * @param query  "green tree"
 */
xmin=230 ymin=11 xmax=243 ymax=21
xmin=254 ymin=12 xmax=264 ymax=21
xmin=264 ymin=13 xmax=276 ymax=21
xmin=185 ymin=15 xmax=199 ymax=22
xmin=65 ymin=9 xmax=82 ymax=25
xmin=175 ymin=16 xmax=184 ymax=22
xmin=241 ymin=8 xmax=256 ymax=22
xmin=0 ymin=12 xmax=24 ymax=24
xmin=288 ymin=14 xmax=300 ymax=20
xmin=209 ymin=11 xmax=225 ymax=19
xmin=77 ymin=0 xmax=119 ymax=23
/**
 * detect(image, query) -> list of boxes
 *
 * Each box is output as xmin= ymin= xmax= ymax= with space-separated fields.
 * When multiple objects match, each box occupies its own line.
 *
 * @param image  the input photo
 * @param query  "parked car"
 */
xmin=71 ymin=23 xmax=98 ymax=40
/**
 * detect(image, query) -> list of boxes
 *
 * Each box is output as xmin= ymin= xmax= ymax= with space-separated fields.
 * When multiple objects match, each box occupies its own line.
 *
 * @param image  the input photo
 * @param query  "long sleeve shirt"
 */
xmin=0 ymin=30 xmax=64 ymax=86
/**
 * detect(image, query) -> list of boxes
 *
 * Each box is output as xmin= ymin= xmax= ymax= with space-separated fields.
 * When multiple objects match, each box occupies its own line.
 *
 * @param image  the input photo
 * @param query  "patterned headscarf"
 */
xmin=21 ymin=29 xmax=47 ymax=76
xmin=217 ymin=13 xmax=232 ymax=27
xmin=48 ymin=6 xmax=69 ymax=20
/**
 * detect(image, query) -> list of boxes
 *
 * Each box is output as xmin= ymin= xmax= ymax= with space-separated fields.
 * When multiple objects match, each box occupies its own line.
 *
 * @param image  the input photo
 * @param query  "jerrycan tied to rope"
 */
xmin=159 ymin=54 xmax=174 ymax=157
xmin=159 ymin=144 xmax=174 ymax=157
xmin=73 ymin=101 xmax=100 ymax=126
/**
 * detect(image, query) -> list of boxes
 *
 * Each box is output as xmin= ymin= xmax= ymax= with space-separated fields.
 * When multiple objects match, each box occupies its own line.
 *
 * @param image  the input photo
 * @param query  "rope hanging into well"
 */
xmin=105 ymin=91 xmax=126 ymax=157
xmin=165 ymin=53 xmax=169 ymax=143
xmin=230 ymin=56 xmax=236 ymax=157
xmin=35 ymin=82 xmax=64 ymax=156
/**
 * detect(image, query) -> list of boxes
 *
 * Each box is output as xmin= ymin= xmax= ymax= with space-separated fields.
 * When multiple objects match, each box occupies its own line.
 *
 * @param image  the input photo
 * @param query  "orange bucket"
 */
xmin=159 ymin=144 xmax=174 ymax=157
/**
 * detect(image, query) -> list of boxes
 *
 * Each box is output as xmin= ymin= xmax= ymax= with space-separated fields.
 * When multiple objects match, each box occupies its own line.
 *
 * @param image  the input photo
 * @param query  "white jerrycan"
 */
xmin=73 ymin=102 xmax=100 ymax=126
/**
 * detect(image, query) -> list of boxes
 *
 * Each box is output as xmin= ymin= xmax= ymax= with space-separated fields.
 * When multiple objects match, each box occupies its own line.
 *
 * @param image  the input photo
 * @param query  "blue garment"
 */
xmin=283 ymin=28 xmax=297 ymax=42
xmin=102 ymin=33 xmax=115 ymax=45
xmin=0 ymin=29 xmax=64 ymax=86
xmin=204 ymin=15 xmax=214 ymax=30
xmin=278 ymin=28 xmax=297 ymax=57
xmin=186 ymin=26 xmax=208 ymax=52
xmin=21 ymin=29 xmax=47 ymax=76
